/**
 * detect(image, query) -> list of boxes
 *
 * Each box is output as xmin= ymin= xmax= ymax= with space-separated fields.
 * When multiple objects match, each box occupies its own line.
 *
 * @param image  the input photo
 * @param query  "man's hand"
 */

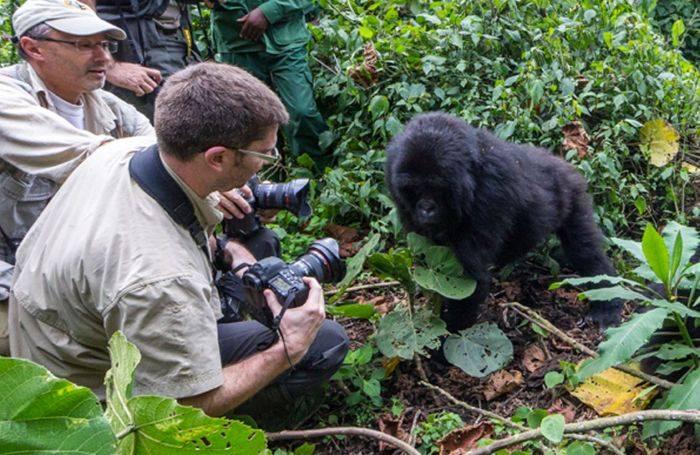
xmin=237 ymin=8 xmax=269 ymax=41
xmin=107 ymin=62 xmax=162 ymax=97
xmin=264 ymin=277 xmax=325 ymax=365
xmin=218 ymin=185 xmax=253 ymax=219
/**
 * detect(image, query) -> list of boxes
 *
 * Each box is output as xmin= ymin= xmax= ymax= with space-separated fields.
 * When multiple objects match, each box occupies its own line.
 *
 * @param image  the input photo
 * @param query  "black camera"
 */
xmin=241 ymin=238 xmax=346 ymax=326
xmin=223 ymin=176 xmax=312 ymax=238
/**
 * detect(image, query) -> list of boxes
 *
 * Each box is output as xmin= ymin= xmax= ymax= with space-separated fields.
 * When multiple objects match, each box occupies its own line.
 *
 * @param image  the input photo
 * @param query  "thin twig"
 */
xmin=408 ymin=409 xmax=422 ymax=447
xmin=421 ymin=381 xmax=623 ymax=454
xmin=469 ymin=410 xmax=700 ymax=455
xmin=501 ymin=301 xmax=675 ymax=389
xmin=310 ymin=55 xmax=340 ymax=76
xmin=325 ymin=281 xmax=401 ymax=296
xmin=266 ymin=426 xmax=420 ymax=455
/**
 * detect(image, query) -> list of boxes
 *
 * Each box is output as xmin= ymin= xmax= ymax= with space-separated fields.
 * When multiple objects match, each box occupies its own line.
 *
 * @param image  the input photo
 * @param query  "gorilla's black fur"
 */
xmin=385 ymin=112 xmax=621 ymax=332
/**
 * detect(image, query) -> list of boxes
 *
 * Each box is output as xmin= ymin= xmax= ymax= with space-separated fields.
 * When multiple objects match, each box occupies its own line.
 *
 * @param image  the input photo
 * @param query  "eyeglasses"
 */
xmin=235 ymin=146 xmax=280 ymax=163
xmin=29 ymin=36 xmax=118 ymax=53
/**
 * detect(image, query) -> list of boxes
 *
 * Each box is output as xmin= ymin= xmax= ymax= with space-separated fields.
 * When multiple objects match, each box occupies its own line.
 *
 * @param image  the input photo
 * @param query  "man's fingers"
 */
xmin=264 ymin=289 xmax=282 ymax=316
xmin=238 ymin=184 xmax=253 ymax=199
xmin=144 ymin=67 xmax=162 ymax=82
xmin=302 ymin=277 xmax=325 ymax=318
xmin=217 ymin=196 xmax=246 ymax=219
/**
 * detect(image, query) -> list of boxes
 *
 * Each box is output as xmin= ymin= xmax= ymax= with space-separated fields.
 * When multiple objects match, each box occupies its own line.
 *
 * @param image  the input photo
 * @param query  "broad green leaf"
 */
xmin=368 ymin=95 xmax=389 ymax=119
xmin=642 ymin=224 xmax=670 ymax=286
xmin=671 ymin=19 xmax=685 ymax=47
xmin=375 ymin=306 xmax=448 ymax=360
xmin=526 ymin=409 xmax=549 ymax=428
xmin=577 ymin=308 xmax=669 ymax=380
xmin=639 ymin=119 xmax=679 ymax=167
xmin=443 ymin=322 xmax=513 ymax=377
xmin=412 ymin=266 xmax=476 ymax=299
xmin=125 ymin=396 xmax=267 ymax=453
xmin=579 ymin=286 xmax=649 ymax=302
xmin=293 ymin=442 xmax=316 ymax=455
xmin=649 ymin=299 xmax=700 ymax=318
xmin=0 ymin=357 xmax=116 ymax=454
xmin=408 ymin=233 xmax=476 ymax=299
xmin=104 ymin=332 xmax=266 ymax=454
xmin=566 ymin=441 xmax=595 ymax=455
xmin=612 ymin=237 xmax=645 ymax=262
xmin=326 ymin=302 xmax=376 ymax=319
xmin=662 ymin=222 xmax=699 ymax=281
xmin=550 ymin=274 xmax=640 ymax=290
xmin=669 ymin=233 xmax=683 ymax=283
xmin=540 ymin=414 xmax=565 ymax=443
xmin=368 ymin=249 xmax=414 ymax=291
xmin=330 ymin=233 xmax=380 ymax=304
xmin=643 ymin=368 xmax=700 ymax=438
xmin=544 ymin=371 xmax=565 ymax=388
xmin=653 ymin=343 xmax=700 ymax=360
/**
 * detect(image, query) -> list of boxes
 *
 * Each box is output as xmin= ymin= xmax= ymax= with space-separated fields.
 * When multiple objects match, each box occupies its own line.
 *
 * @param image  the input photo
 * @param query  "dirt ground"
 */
xmin=269 ymin=271 xmax=700 ymax=454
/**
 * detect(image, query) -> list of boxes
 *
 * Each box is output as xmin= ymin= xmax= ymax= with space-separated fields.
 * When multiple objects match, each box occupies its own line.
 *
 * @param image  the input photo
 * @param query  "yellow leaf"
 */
xmin=639 ymin=119 xmax=680 ymax=167
xmin=569 ymin=363 xmax=658 ymax=416
xmin=382 ymin=356 xmax=401 ymax=377
xmin=681 ymin=162 xmax=700 ymax=174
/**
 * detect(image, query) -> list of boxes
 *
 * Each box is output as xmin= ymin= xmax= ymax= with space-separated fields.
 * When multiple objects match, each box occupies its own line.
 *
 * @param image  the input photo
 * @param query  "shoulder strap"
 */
xmin=129 ymin=144 xmax=210 ymax=259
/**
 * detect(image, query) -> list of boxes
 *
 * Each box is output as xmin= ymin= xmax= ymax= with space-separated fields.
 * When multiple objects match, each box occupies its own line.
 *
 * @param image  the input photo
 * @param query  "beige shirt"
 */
xmin=9 ymin=137 xmax=225 ymax=399
xmin=0 ymin=62 xmax=154 ymax=298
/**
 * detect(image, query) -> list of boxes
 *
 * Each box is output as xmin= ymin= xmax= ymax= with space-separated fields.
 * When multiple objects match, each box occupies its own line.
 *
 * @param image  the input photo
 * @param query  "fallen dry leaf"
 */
xmin=377 ymin=413 xmax=409 ymax=454
xmin=570 ymin=364 xmax=658 ymax=416
xmin=522 ymin=344 xmax=547 ymax=373
xmin=324 ymin=223 xmax=360 ymax=257
xmin=562 ymin=121 xmax=590 ymax=159
xmin=483 ymin=370 xmax=523 ymax=401
xmin=547 ymin=398 xmax=577 ymax=422
xmin=382 ymin=356 xmax=401 ymax=378
xmin=438 ymin=423 xmax=494 ymax=455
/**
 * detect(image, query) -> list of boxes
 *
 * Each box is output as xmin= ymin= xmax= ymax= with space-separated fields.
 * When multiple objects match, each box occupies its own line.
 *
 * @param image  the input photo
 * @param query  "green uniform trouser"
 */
xmin=218 ymin=49 xmax=330 ymax=168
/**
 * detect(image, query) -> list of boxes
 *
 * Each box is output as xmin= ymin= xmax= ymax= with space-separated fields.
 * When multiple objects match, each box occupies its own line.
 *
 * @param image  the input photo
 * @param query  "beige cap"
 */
xmin=13 ymin=0 xmax=126 ymax=40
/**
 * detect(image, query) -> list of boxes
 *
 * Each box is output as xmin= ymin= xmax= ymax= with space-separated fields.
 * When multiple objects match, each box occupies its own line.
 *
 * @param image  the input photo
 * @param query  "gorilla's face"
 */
xmin=393 ymin=174 xmax=452 ymax=242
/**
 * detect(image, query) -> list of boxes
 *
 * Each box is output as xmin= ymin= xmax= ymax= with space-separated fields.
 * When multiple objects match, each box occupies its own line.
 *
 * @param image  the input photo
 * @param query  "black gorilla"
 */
xmin=385 ymin=112 xmax=621 ymax=332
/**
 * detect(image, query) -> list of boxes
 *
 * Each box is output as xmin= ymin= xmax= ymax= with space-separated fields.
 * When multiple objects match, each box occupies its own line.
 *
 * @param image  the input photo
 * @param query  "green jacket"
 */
xmin=212 ymin=0 xmax=312 ymax=54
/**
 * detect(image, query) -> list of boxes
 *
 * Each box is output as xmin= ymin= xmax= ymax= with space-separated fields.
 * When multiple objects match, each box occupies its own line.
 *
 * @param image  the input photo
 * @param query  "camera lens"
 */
xmin=290 ymin=238 xmax=345 ymax=284
xmin=254 ymin=179 xmax=312 ymax=218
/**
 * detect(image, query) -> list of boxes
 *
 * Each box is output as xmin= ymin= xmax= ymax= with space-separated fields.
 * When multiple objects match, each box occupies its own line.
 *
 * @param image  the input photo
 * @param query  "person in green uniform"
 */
xmin=211 ymin=0 xmax=330 ymax=169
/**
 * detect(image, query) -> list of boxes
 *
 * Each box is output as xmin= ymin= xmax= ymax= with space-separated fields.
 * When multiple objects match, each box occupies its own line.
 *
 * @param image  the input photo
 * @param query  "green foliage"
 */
xmin=375 ymin=305 xmax=448 ymax=360
xmin=407 ymin=233 xmax=476 ymax=299
xmin=540 ymin=414 xmax=566 ymax=443
xmin=442 ymin=322 xmax=514 ymax=378
xmin=416 ymin=411 xmax=464 ymax=454
xmin=648 ymin=0 xmax=700 ymax=63
xmin=310 ymin=0 xmax=700 ymax=237
xmin=0 ymin=332 xmax=267 ymax=454
xmin=106 ymin=331 xmax=267 ymax=453
xmin=643 ymin=367 xmax=700 ymax=438
xmin=0 ymin=357 xmax=116 ymax=453
xmin=0 ymin=0 xmax=19 ymax=67
xmin=544 ymin=371 xmax=565 ymax=388
xmin=332 ymin=343 xmax=385 ymax=408
xmin=328 ymin=232 xmax=380 ymax=306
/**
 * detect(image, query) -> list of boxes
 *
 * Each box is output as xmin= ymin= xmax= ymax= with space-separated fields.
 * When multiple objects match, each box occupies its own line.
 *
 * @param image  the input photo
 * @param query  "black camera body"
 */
xmin=223 ymin=176 xmax=312 ymax=239
xmin=241 ymin=238 xmax=345 ymax=326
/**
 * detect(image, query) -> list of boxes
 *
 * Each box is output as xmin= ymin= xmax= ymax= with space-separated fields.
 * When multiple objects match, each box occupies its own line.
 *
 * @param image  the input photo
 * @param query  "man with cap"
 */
xmin=0 ymin=0 xmax=153 ymax=355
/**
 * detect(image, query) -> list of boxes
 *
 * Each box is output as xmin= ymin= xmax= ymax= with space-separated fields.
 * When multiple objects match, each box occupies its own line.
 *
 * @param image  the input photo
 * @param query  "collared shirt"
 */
xmin=0 ymin=62 xmax=153 ymax=298
xmin=9 ymin=137 xmax=224 ymax=399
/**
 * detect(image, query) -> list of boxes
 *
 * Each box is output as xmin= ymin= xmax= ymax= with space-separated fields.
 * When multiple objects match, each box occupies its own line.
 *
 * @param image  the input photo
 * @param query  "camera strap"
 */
xmin=129 ymin=144 xmax=210 ymax=260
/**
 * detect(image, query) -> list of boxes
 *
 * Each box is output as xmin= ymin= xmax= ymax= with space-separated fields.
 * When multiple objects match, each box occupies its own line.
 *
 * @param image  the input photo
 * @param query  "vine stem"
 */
xmin=266 ymin=426 xmax=420 ymax=455
xmin=469 ymin=410 xmax=700 ymax=455
xmin=420 ymin=381 xmax=623 ymax=454
xmin=501 ymin=301 xmax=675 ymax=389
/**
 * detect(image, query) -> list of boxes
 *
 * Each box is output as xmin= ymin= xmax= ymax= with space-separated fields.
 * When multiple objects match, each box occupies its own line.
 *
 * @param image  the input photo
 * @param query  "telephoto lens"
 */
xmin=222 ymin=176 xmax=312 ymax=239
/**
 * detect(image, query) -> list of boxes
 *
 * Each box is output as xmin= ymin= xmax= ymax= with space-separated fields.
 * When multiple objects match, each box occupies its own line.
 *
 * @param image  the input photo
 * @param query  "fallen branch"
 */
xmin=325 ymin=280 xmax=401 ymax=296
xmin=501 ymin=301 xmax=675 ymax=389
xmin=469 ymin=410 xmax=700 ymax=454
xmin=420 ymin=381 xmax=623 ymax=454
xmin=266 ymin=426 xmax=420 ymax=455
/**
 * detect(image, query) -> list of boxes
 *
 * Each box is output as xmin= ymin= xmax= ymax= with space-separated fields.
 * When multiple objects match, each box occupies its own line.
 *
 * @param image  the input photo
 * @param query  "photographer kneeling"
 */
xmin=8 ymin=62 xmax=348 ymax=430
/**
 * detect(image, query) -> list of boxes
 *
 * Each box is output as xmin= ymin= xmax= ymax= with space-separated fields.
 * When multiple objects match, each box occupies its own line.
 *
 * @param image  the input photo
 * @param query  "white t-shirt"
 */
xmin=47 ymin=90 xmax=85 ymax=130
